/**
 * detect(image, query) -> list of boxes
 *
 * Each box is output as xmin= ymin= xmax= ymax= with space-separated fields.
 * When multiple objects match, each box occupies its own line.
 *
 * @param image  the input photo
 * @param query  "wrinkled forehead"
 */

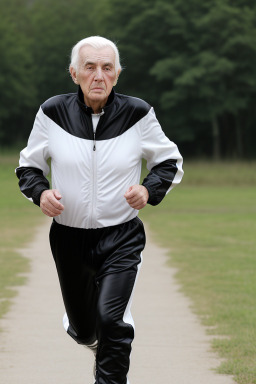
xmin=78 ymin=45 xmax=116 ymax=67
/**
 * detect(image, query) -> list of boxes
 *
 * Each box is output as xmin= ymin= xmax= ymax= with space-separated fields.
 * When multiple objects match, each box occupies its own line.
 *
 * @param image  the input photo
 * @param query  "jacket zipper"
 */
xmin=90 ymin=111 xmax=104 ymax=227
xmin=90 ymin=125 xmax=97 ymax=227
xmin=93 ymin=128 xmax=96 ymax=151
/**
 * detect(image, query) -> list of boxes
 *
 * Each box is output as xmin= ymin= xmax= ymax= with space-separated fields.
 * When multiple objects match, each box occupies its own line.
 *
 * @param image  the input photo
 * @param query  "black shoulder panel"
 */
xmin=41 ymin=93 xmax=93 ymax=140
xmin=41 ymin=91 xmax=151 ymax=141
xmin=97 ymin=93 xmax=151 ymax=140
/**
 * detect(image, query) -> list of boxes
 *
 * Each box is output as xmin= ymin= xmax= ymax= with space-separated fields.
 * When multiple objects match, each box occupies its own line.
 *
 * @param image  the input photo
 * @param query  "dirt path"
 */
xmin=0 ymin=218 xmax=235 ymax=384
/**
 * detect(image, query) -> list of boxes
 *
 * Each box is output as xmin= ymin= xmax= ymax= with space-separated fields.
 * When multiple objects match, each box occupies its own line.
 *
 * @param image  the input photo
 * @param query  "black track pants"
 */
xmin=49 ymin=217 xmax=146 ymax=384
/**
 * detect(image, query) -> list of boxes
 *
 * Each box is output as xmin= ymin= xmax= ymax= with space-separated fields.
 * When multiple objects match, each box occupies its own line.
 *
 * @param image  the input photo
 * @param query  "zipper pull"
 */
xmin=93 ymin=131 xmax=96 ymax=151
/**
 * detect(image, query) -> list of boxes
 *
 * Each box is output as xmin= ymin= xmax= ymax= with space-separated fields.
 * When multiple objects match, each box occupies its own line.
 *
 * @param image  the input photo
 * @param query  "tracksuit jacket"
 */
xmin=16 ymin=86 xmax=183 ymax=384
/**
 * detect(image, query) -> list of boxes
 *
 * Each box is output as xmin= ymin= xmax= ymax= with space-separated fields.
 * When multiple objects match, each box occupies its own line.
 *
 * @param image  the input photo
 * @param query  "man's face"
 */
xmin=70 ymin=45 xmax=120 ymax=110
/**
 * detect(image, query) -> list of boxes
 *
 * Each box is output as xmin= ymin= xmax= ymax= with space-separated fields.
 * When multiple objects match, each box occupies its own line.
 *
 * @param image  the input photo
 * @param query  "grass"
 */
xmin=1 ymin=153 xmax=256 ymax=383
xmin=0 ymin=152 xmax=43 ymax=320
xmin=140 ymin=161 xmax=256 ymax=384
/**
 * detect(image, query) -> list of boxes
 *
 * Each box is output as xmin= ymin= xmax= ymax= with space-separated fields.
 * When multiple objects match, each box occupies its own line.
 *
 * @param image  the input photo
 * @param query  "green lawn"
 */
xmin=0 ymin=152 xmax=43 ymax=320
xmin=140 ymin=161 xmax=256 ymax=384
xmin=1 ymin=154 xmax=256 ymax=384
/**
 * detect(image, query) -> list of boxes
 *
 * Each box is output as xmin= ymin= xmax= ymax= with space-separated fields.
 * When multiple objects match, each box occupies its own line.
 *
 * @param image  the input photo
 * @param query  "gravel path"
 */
xmin=0 ymin=218 xmax=235 ymax=384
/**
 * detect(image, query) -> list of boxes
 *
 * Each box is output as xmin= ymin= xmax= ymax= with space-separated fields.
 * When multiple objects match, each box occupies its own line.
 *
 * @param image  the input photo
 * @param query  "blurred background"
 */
xmin=0 ymin=1 xmax=256 ymax=383
xmin=1 ymin=0 xmax=256 ymax=159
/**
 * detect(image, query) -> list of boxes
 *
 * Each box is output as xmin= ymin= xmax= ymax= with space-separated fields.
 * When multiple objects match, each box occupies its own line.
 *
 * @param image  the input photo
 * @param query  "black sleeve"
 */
xmin=142 ymin=159 xmax=178 ymax=206
xmin=16 ymin=167 xmax=50 ymax=207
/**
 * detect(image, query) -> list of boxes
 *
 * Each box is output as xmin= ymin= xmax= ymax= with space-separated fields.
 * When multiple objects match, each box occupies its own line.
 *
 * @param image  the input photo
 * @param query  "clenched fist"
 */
xmin=40 ymin=189 xmax=64 ymax=217
xmin=124 ymin=185 xmax=149 ymax=210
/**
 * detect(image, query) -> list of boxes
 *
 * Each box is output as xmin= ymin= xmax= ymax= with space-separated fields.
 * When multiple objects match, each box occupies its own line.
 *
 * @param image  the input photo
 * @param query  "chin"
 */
xmin=92 ymin=93 xmax=105 ymax=98
xmin=91 ymin=94 xmax=108 ymax=102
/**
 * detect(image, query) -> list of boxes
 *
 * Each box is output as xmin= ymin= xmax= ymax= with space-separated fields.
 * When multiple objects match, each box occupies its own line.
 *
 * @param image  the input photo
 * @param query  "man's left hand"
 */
xmin=124 ymin=185 xmax=149 ymax=210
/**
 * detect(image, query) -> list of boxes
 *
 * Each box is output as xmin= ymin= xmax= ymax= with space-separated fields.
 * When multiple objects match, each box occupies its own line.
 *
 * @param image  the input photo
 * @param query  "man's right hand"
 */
xmin=40 ymin=189 xmax=64 ymax=217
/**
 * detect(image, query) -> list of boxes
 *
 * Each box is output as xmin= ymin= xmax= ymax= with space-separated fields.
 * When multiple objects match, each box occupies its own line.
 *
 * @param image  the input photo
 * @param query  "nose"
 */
xmin=94 ymin=67 xmax=103 ymax=81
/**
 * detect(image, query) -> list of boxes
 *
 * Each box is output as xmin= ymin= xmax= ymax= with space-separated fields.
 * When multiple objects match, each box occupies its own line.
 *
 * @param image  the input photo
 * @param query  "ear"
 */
xmin=113 ymin=69 xmax=121 ymax=86
xmin=70 ymin=66 xmax=79 ymax=85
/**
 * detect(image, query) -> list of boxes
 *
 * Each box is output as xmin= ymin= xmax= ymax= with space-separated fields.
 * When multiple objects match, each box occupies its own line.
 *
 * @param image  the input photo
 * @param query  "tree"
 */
xmin=0 ymin=0 xmax=105 ymax=146
xmin=102 ymin=0 xmax=256 ymax=159
xmin=29 ymin=0 xmax=101 ymax=103
xmin=1 ymin=0 xmax=256 ymax=158
xmin=0 ymin=0 xmax=37 ymax=145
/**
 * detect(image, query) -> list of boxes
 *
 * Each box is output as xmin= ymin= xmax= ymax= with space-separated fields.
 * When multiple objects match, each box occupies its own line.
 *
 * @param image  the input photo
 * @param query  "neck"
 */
xmin=84 ymin=96 xmax=108 ymax=114
xmin=89 ymin=103 xmax=106 ymax=114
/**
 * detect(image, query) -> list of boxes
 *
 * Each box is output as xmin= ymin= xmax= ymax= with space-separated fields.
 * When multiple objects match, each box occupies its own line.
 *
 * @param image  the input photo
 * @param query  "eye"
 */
xmin=85 ymin=65 xmax=94 ymax=71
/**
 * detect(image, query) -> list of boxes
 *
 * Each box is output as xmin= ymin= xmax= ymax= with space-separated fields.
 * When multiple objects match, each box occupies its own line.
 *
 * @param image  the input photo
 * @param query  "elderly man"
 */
xmin=16 ymin=36 xmax=183 ymax=384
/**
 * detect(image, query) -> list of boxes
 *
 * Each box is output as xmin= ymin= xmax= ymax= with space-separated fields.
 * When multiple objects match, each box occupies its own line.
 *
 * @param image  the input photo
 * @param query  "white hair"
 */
xmin=70 ymin=36 xmax=122 ymax=73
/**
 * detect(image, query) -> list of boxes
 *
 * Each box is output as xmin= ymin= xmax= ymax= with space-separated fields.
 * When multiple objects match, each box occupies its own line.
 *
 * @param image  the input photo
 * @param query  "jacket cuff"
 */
xmin=142 ymin=181 xmax=158 ymax=206
xmin=31 ymin=185 xmax=49 ymax=207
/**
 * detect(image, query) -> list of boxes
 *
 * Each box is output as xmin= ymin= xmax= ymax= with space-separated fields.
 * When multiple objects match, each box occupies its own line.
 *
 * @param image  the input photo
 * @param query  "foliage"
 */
xmin=0 ymin=0 xmax=37 ymax=144
xmin=29 ymin=0 xmax=100 ymax=103
xmin=102 ymin=0 xmax=256 ymax=159
xmin=0 ymin=0 xmax=256 ymax=158
xmin=0 ymin=0 xmax=100 ymax=144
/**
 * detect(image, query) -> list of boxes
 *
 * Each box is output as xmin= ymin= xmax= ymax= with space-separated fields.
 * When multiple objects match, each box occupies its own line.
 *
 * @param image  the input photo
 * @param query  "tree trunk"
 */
xmin=212 ymin=116 xmax=221 ymax=161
